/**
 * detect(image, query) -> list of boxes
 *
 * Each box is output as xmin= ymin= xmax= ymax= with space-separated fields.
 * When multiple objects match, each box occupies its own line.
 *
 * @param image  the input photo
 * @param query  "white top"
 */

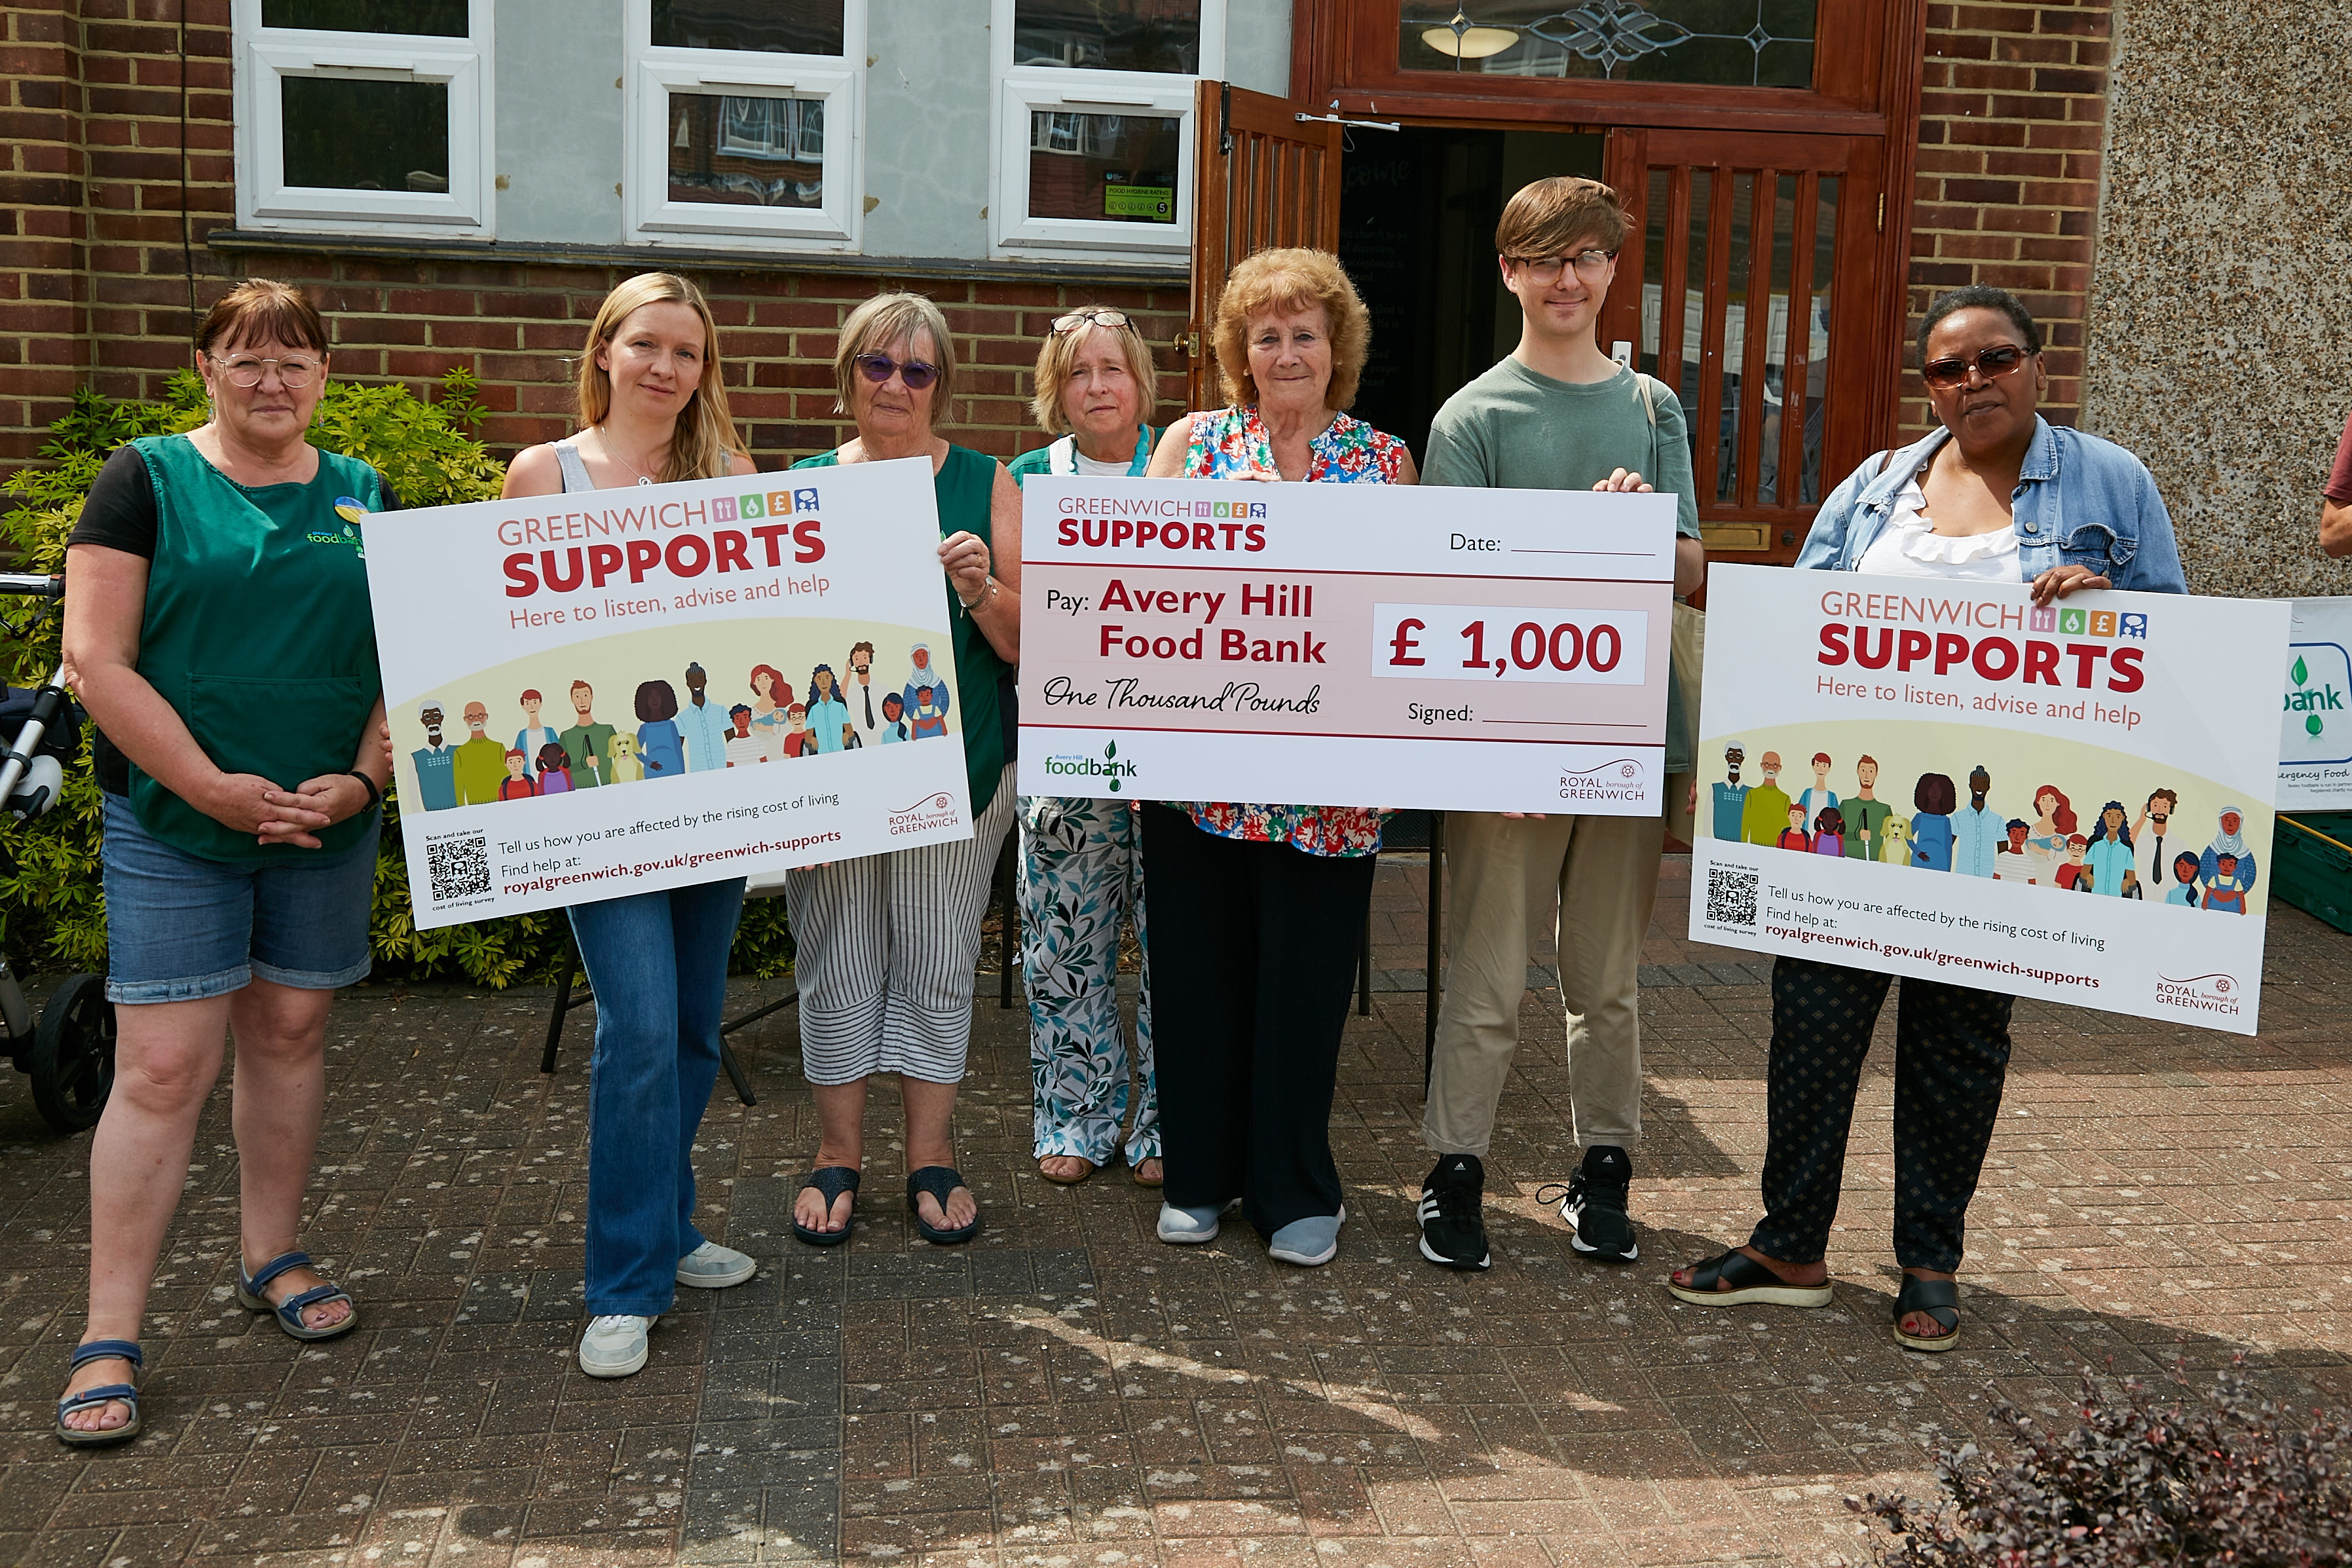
xmin=1855 ymin=474 xmax=2022 ymax=580
xmin=1072 ymin=446 xmax=1134 ymax=477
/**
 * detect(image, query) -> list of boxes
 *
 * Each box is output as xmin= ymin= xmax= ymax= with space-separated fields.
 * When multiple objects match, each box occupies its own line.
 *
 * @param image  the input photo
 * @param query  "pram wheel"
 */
xmin=30 ymin=973 xmax=113 ymax=1133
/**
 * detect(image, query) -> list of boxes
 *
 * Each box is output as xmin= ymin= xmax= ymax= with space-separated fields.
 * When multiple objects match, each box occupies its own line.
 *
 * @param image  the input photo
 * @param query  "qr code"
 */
xmin=1706 ymin=865 xmax=1759 ymax=928
xmin=426 ymin=833 xmax=492 ymax=901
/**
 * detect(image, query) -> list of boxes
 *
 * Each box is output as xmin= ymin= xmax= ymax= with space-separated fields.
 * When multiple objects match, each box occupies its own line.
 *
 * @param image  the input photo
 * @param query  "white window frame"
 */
xmin=990 ymin=0 xmax=1223 ymax=259
xmin=625 ymin=1 xmax=866 ymax=252
xmin=231 ymin=0 xmax=494 ymax=234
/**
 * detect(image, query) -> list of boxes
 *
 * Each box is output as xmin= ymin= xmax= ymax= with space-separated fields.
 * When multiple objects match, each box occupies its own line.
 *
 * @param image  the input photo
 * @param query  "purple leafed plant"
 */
xmin=1851 ymin=1363 xmax=2351 ymax=1565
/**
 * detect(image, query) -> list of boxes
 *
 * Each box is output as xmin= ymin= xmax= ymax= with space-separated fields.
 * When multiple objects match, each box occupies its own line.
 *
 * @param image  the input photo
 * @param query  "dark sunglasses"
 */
xmin=1051 ymin=308 xmax=1130 ymax=333
xmin=855 ymin=352 xmax=939 ymax=390
xmin=1921 ymin=344 xmax=2031 ymax=389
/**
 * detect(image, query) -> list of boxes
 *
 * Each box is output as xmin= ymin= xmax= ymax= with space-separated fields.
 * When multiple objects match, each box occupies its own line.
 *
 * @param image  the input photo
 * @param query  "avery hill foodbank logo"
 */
xmin=887 ymin=791 xmax=961 ymax=838
xmin=1044 ymin=741 xmax=1139 ymax=793
xmin=2289 ymin=653 xmax=2343 ymax=737
xmin=2156 ymin=971 xmax=2241 ymax=1017
xmin=1559 ymin=757 xmax=1647 ymax=803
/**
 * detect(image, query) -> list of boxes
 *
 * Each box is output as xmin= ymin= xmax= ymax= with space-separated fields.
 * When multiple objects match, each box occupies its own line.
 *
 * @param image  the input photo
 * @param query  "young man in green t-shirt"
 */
xmin=1415 ymin=176 xmax=1706 ymax=1271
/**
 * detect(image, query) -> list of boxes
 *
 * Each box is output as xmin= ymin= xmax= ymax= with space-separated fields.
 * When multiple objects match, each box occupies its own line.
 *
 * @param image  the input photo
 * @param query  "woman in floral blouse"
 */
xmin=1140 ymin=248 xmax=1417 ymax=1267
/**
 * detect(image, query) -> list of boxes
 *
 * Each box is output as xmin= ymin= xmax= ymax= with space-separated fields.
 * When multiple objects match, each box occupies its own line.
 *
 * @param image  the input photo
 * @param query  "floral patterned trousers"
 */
xmin=1019 ymin=795 xmax=1158 ymax=1167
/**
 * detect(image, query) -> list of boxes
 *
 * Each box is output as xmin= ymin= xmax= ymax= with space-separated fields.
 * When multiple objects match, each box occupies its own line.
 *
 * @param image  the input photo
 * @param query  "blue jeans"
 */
xmin=570 ymin=877 xmax=747 ymax=1316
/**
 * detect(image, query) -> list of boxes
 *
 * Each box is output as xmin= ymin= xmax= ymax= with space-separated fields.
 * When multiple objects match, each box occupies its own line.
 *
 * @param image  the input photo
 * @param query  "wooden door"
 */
xmin=1185 ymin=81 xmax=1343 ymax=411
xmin=1601 ymin=127 xmax=1888 ymax=565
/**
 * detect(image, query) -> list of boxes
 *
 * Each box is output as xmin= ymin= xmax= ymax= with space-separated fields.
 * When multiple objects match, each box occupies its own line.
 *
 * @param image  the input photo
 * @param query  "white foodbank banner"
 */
xmin=1690 ymin=565 xmax=2287 ymax=1035
xmin=364 ymin=458 xmax=972 ymax=929
xmin=1016 ymin=477 xmax=1679 ymax=814
xmin=2278 ymin=597 xmax=2352 ymax=810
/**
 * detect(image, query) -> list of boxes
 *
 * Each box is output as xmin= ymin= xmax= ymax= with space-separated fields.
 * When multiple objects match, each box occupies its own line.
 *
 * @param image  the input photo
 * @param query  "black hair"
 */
xmin=1916 ymin=284 xmax=2044 ymax=367
xmin=1816 ymin=806 xmax=1845 ymax=836
xmin=1913 ymin=772 xmax=1958 ymax=815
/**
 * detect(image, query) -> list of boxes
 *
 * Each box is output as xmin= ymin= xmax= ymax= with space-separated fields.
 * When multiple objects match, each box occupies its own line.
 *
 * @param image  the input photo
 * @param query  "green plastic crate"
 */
xmin=2275 ymin=812 xmax=2352 ymax=935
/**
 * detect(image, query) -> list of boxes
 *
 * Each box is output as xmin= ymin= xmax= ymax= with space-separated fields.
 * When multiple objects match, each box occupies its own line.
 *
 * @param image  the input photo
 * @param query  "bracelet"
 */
xmin=958 ymin=575 xmax=997 ymax=612
xmin=348 ymin=771 xmax=383 ymax=812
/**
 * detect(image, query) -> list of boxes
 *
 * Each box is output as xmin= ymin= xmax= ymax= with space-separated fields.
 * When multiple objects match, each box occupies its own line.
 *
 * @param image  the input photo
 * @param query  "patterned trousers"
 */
xmin=1749 ymin=956 xmax=2013 ymax=1274
xmin=1019 ymin=795 xmax=1158 ymax=1166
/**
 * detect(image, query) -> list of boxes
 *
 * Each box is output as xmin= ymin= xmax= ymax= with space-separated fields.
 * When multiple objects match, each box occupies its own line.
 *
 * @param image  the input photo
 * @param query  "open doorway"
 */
xmin=1337 ymin=125 xmax=1603 ymax=463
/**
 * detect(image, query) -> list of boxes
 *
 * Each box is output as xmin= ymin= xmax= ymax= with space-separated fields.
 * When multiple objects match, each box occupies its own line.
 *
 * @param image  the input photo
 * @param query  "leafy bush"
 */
xmin=1854 ymin=1366 xmax=2352 ymax=1566
xmin=0 ymin=371 xmax=795 ymax=985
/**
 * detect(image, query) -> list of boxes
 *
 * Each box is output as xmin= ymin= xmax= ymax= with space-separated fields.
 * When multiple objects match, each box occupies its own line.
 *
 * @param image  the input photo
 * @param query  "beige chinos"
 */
xmin=1422 ymin=809 xmax=1664 ymax=1155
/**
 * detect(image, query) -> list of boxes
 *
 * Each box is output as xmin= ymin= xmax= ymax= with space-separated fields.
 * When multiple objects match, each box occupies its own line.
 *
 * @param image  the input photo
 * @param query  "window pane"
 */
xmin=1015 ymin=0 xmax=1202 ymax=74
xmin=261 ymin=0 xmax=468 ymax=35
xmin=1760 ymin=172 xmax=1794 ymax=504
xmin=652 ymin=0 xmax=846 ymax=56
xmin=1027 ymin=111 xmax=1179 ymax=223
xmin=1799 ymin=175 xmax=1838 ymax=504
xmin=666 ymin=92 xmax=826 ymax=209
xmin=1398 ymin=1 xmax=1816 ymax=89
xmin=1715 ymin=171 xmax=1752 ymax=504
xmin=280 ymin=76 xmax=449 ymax=191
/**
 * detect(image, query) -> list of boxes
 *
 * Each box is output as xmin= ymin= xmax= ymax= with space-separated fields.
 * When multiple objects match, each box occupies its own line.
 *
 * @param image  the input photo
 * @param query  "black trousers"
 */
xmin=1749 ymin=956 xmax=2013 ymax=1273
xmin=1140 ymin=806 xmax=1378 ymax=1237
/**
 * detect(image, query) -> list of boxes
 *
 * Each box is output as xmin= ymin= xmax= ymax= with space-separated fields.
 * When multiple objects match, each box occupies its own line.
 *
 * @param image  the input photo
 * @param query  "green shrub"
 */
xmin=0 ymin=371 xmax=794 ymax=985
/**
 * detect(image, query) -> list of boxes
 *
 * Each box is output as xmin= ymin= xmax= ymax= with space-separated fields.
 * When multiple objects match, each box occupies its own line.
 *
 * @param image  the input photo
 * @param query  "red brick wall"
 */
xmin=0 ymin=0 xmax=1185 ymax=479
xmin=1900 ymin=1 xmax=2112 ymax=436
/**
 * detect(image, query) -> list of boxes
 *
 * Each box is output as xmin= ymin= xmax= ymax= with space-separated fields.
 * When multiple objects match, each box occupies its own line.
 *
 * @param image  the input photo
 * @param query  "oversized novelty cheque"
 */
xmin=2277 ymin=597 xmax=2352 ymax=810
xmin=1690 ymin=563 xmax=2287 ymax=1035
xmin=1017 ymin=477 xmax=1678 ymax=813
xmin=364 ymin=457 xmax=973 ymax=929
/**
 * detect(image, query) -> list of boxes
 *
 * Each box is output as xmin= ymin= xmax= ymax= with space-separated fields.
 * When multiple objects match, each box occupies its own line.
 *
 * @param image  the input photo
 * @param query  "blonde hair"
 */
xmin=1494 ymin=176 xmax=1632 ymax=261
xmin=834 ymin=291 xmax=957 ymax=420
xmin=575 ymin=272 xmax=748 ymax=484
xmin=1209 ymin=248 xmax=1372 ymax=411
xmin=1029 ymin=308 xmax=1159 ymax=434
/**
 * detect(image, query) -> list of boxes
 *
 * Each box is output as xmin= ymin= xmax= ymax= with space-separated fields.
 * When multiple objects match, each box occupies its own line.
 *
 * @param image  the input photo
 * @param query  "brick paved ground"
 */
xmin=0 ymin=857 xmax=2346 ymax=1567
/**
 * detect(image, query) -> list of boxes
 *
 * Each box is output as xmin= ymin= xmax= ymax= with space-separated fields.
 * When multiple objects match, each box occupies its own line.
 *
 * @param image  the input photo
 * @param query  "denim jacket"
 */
xmin=1793 ymin=417 xmax=2187 ymax=593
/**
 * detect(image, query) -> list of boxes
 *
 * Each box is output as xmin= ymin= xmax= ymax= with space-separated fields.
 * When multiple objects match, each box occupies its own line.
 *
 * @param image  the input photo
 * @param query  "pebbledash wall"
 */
xmin=2 ymin=1 xmax=2343 ymax=599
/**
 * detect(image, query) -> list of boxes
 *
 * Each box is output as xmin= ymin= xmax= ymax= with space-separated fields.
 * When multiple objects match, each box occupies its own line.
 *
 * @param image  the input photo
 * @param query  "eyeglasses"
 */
xmin=1920 ymin=344 xmax=2031 ymax=389
xmin=854 ymin=352 xmax=939 ymax=391
xmin=208 ymin=351 xmax=322 ymax=388
xmin=1507 ymin=249 xmax=1616 ymax=286
xmin=1051 ymin=308 xmax=1131 ymax=333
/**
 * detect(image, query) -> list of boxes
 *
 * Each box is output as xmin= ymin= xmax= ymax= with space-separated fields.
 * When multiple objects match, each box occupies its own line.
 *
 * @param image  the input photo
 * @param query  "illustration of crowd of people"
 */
xmin=1709 ymin=745 xmax=2260 ymax=910
xmin=402 ymin=641 xmax=956 ymax=808
xmin=53 ymin=168 xmax=2233 ymax=1446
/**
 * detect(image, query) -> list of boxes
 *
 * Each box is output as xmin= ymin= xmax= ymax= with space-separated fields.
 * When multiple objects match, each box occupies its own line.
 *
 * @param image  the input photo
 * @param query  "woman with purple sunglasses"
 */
xmin=785 ymin=292 xmax=1022 ymax=1250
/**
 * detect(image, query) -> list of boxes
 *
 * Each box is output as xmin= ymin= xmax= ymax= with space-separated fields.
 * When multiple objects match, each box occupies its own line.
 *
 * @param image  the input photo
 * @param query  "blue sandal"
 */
xmin=236 ymin=1251 xmax=359 ymax=1342
xmin=907 ymin=1166 xmax=979 ymax=1246
xmin=56 ymin=1339 xmax=141 ymax=1448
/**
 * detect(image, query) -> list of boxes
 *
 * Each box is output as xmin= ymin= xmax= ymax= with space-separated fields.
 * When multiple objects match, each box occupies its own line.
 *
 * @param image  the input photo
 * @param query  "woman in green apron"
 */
xmin=786 ymin=291 xmax=1022 ymax=1250
xmin=1005 ymin=307 xmax=1165 ymax=1190
xmin=56 ymin=280 xmax=393 ymax=1446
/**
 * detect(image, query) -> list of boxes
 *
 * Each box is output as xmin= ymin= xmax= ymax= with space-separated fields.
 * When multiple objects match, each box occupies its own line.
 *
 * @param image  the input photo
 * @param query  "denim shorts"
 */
xmin=101 ymin=791 xmax=379 ymax=1005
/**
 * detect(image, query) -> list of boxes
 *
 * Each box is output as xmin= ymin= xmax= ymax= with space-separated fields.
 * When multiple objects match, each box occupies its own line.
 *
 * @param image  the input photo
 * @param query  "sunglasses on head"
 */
xmin=1921 ymin=343 xmax=2031 ymax=389
xmin=1051 ymin=308 xmax=1130 ymax=333
xmin=855 ymin=352 xmax=939 ymax=390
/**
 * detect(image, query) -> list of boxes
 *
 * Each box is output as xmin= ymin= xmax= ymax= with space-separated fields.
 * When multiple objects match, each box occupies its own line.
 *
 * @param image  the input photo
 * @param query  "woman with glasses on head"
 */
xmin=1007 ymin=306 xmax=1165 ymax=1188
xmin=786 ymin=291 xmax=1022 ymax=1249
xmin=1666 ymin=283 xmax=2185 ymax=1354
xmin=57 ymin=280 xmax=394 ymax=1446
xmin=502 ymin=272 xmax=762 ymax=1381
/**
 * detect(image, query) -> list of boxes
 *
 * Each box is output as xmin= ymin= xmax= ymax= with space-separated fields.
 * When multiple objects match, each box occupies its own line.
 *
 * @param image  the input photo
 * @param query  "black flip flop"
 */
xmin=793 ymin=1166 xmax=859 ymax=1247
xmin=1892 ymin=1275 xmax=1961 ymax=1352
xmin=907 ymin=1166 xmax=979 ymax=1246
xmin=1665 ymin=1248 xmax=1834 ymax=1308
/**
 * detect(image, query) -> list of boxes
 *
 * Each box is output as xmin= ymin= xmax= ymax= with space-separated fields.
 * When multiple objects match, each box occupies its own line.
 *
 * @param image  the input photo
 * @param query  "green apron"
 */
xmin=793 ymin=444 xmax=1007 ymax=810
xmin=127 ymin=433 xmax=386 ymax=865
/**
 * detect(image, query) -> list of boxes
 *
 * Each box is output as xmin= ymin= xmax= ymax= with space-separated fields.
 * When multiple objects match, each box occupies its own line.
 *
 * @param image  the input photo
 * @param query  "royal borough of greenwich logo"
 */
xmin=887 ymin=790 xmax=961 ymax=838
xmin=2155 ymin=971 xmax=2241 ymax=1018
xmin=1558 ymin=756 xmax=1647 ymax=804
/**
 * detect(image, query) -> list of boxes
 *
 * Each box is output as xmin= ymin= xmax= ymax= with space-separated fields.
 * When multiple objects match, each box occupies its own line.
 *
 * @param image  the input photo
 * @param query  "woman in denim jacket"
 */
xmin=1668 ymin=284 xmax=2186 ymax=1353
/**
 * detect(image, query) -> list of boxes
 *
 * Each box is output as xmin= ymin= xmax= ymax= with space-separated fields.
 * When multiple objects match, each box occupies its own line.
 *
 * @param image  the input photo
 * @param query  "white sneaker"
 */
xmin=578 ymin=1315 xmax=654 ymax=1378
xmin=675 ymin=1241 xmax=757 ymax=1289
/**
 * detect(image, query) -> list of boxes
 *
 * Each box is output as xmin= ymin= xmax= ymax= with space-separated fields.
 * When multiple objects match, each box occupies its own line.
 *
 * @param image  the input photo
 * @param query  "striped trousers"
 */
xmin=784 ymin=766 xmax=1017 ymax=1085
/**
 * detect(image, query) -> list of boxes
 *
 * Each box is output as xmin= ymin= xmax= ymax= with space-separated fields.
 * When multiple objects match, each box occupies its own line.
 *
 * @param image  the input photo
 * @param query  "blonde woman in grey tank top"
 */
xmin=500 ymin=274 xmax=759 ymax=1381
